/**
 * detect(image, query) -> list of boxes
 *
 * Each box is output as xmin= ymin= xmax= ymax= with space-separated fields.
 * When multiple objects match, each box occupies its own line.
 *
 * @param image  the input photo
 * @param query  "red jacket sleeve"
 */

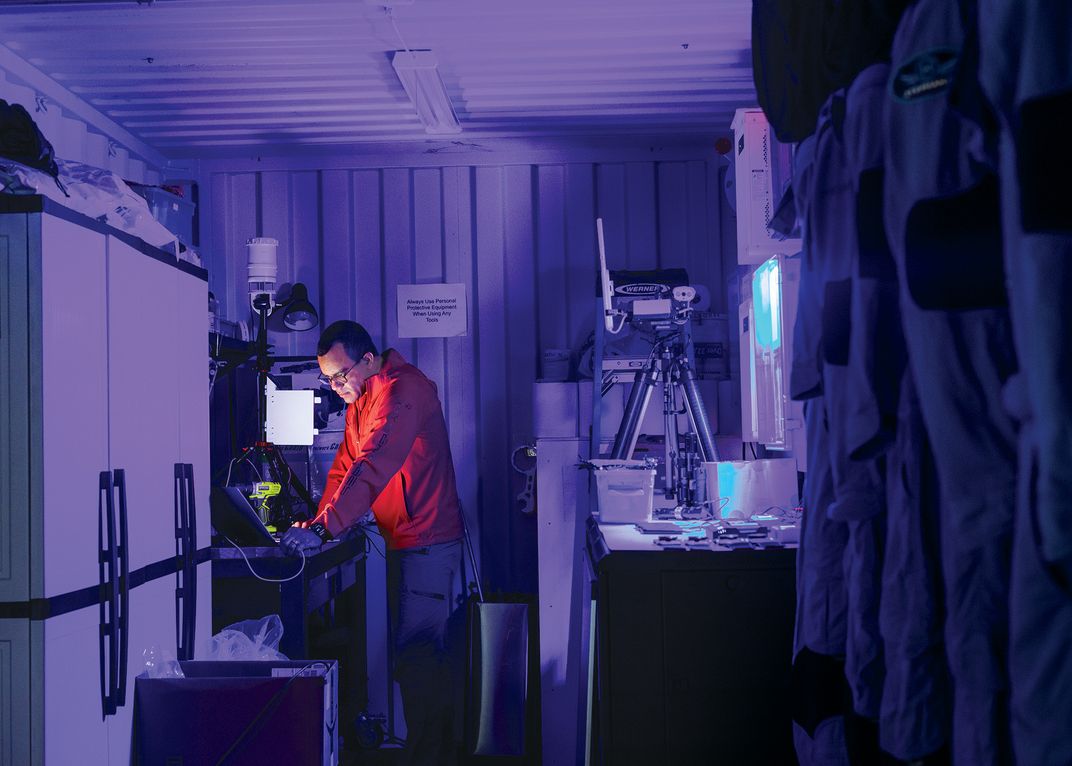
xmin=313 ymin=377 xmax=424 ymax=536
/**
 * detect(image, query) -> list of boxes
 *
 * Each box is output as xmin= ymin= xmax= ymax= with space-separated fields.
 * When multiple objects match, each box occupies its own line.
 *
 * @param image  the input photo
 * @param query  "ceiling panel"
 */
xmin=0 ymin=0 xmax=756 ymax=156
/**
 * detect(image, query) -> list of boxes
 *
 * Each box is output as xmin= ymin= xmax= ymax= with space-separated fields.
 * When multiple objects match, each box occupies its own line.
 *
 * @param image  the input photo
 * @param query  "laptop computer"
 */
xmin=210 ymin=486 xmax=279 ymax=547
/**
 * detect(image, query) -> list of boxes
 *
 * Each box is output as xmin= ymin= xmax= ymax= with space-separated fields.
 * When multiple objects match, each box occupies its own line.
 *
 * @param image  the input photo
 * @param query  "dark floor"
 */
xmin=342 ymin=742 xmax=536 ymax=766
xmin=342 ymin=745 xmax=403 ymax=765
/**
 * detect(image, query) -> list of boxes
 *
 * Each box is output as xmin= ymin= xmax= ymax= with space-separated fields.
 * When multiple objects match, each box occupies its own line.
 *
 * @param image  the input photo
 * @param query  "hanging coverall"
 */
xmin=810 ymin=91 xmax=888 ymax=747
xmin=885 ymin=0 xmax=1019 ymax=762
xmin=790 ymin=131 xmax=853 ymax=766
xmin=840 ymin=61 xmax=953 ymax=763
xmin=974 ymin=1 xmax=1072 ymax=763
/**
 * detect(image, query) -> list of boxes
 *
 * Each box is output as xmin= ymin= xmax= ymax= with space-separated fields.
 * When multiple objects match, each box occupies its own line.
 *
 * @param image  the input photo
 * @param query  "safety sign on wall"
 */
xmin=396 ymin=282 xmax=468 ymax=338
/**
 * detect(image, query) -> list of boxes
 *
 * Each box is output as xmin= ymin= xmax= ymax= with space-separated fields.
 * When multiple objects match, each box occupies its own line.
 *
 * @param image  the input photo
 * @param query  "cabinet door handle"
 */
xmin=113 ymin=469 xmax=130 ymax=708
xmin=183 ymin=463 xmax=198 ymax=658
xmin=97 ymin=470 xmax=118 ymax=718
xmin=173 ymin=464 xmax=187 ymax=660
xmin=174 ymin=463 xmax=199 ymax=661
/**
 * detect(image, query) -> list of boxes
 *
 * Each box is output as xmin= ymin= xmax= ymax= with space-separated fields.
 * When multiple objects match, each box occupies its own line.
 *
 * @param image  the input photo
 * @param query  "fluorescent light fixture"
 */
xmin=390 ymin=49 xmax=461 ymax=134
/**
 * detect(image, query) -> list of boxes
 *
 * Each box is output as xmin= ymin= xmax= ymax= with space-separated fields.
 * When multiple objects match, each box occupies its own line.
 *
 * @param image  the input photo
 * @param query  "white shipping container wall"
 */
xmin=203 ymin=150 xmax=735 ymax=590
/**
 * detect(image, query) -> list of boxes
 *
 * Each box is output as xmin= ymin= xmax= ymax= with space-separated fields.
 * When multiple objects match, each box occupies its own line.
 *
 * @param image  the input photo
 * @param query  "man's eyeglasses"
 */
xmin=317 ymin=361 xmax=358 ymax=388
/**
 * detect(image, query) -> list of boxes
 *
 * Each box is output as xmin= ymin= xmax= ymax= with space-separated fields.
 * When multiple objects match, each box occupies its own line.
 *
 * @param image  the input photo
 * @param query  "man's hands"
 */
xmin=281 ymin=521 xmax=324 ymax=555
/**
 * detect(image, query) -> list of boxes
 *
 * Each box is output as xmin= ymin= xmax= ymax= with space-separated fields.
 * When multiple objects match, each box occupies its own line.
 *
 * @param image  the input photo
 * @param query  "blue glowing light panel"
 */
xmin=744 ymin=254 xmax=800 ymax=449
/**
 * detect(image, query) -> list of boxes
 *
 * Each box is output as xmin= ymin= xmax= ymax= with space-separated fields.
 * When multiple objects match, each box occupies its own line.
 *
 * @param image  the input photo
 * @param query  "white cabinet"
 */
xmin=39 ymin=215 xmax=109 ymax=598
xmin=107 ymin=575 xmax=173 ymax=766
xmin=0 ymin=619 xmax=33 ymax=766
xmin=0 ymin=198 xmax=211 ymax=765
xmin=176 ymin=268 xmax=211 ymax=552
xmin=106 ymin=565 xmax=212 ymax=766
xmin=42 ymin=607 xmax=111 ymax=766
xmin=106 ymin=234 xmax=182 ymax=571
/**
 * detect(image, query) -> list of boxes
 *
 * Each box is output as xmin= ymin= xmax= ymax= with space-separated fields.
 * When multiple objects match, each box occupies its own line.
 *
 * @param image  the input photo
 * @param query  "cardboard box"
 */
xmin=132 ymin=660 xmax=338 ymax=766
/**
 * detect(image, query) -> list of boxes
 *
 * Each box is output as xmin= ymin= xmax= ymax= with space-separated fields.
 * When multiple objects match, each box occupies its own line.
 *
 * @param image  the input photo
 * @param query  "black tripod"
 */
xmin=609 ymin=330 xmax=720 ymax=503
xmin=234 ymin=294 xmax=316 ymax=527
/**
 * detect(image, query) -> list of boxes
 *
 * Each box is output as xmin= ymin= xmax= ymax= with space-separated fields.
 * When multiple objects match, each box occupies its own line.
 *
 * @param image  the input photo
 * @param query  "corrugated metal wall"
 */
xmin=203 ymin=146 xmax=732 ymax=591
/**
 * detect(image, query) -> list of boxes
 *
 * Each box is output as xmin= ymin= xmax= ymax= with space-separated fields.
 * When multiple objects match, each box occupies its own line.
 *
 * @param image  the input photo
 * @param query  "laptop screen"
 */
xmin=210 ymin=486 xmax=279 ymax=547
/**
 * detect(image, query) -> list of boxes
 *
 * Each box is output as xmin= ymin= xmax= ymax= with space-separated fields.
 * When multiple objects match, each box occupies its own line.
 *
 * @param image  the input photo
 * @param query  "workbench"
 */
xmin=211 ymin=534 xmax=368 ymax=733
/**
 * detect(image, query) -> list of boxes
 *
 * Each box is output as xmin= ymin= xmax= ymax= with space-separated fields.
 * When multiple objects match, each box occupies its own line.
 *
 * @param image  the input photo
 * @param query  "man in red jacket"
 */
xmin=282 ymin=320 xmax=464 ymax=765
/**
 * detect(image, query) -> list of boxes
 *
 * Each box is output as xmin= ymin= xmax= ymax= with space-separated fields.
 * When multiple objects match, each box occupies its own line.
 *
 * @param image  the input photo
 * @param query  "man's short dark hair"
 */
xmin=317 ymin=320 xmax=377 ymax=362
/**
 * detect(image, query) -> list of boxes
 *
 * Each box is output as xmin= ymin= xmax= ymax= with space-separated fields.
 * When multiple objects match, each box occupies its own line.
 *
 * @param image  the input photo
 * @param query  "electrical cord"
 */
xmin=224 ymin=450 xmax=263 ymax=487
xmin=606 ymin=312 xmax=628 ymax=335
xmin=385 ymin=5 xmax=414 ymax=56
xmin=222 ymin=535 xmax=306 ymax=583
xmin=702 ymin=497 xmax=731 ymax=518
xmin=756 ymin=505 xmax=802 ymax=523
xmin=224 ymin=457 xmax=239 ymax=487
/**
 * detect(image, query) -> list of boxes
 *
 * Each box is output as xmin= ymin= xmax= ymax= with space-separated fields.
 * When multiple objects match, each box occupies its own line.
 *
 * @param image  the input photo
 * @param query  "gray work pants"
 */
xmin=386 ymin=538 xmax=464 ymax=766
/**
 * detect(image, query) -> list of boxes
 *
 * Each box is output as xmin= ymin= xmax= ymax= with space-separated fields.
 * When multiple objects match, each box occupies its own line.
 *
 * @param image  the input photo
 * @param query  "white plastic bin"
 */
xmin=133 ymin=185 xmax=196 ymax=245
xmin=703 ymin=458 xmax=799 ymax=519
xmin=590 ymin=459 xmax=655 ymax=524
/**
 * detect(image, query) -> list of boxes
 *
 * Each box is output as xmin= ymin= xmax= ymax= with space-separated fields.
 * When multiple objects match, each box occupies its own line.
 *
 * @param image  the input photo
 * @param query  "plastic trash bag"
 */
xmin=0 ymin=157 xmax=180 ymax=250
xmin=142 ymin=646 xmax=184 ymax=679
xmin=58 ymin=159 xmax=178 ymax=248
xmin=198 ymin=615 xmax=289 ymax=662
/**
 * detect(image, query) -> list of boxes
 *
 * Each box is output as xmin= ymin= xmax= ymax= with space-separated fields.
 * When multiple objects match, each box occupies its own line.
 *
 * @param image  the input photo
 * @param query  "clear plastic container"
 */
xmin=131 ymin=184 xmax=196 ymax=244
